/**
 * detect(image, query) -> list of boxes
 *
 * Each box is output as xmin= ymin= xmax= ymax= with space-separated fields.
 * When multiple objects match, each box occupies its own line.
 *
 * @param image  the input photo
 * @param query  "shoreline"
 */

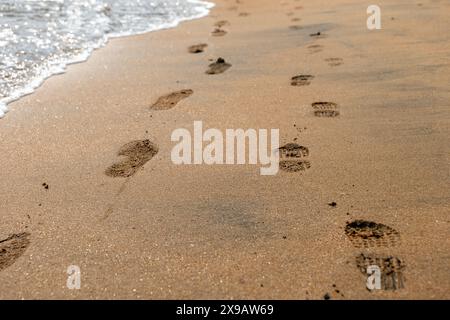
xmin=0 ymin=0 xmax=449 ymax=299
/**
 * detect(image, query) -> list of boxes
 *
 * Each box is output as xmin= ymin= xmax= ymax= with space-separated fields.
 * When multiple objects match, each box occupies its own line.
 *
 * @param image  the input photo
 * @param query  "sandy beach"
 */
xmin=0 ymin=0 xmax=449 ymax=299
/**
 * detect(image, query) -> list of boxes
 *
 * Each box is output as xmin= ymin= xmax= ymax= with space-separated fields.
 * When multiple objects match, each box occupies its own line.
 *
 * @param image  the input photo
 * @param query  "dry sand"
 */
xmin=0 ymin=0 xmax=449 ymax=299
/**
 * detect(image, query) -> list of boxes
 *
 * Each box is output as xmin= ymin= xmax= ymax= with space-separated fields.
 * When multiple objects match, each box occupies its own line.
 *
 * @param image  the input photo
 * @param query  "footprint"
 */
xmin=279 ymin=143 xmax=309 ymax=158
xmin=0 ymin=232 xmax=30 ymax=271
xmin=188 ymin=44 xmax=207 ymax=54
xmin=313 ymin=110 xmax=339 ymax=117
xmin=211 ymin=28 xmax=227 ymax=37
xmin=291 ymin=17 xmax=301 ymax=22
xmin=345 ymin=220 xmax=401 ymax=248
xmin=312 ymin=102 xmax=338 ymax=110
xmin=325 ymin=57 xmax=343 ymax=66
xmin=279 ymin=143 xmax=311 ymax=173
xmin=150 ymin=89 xmax=193 ymax=110
xmin=279 ymin=161 xmax=311 ymax=172
xmin=214 ymin=20 xmax=229 ymax=27
xmin=356 ymin=253 xmax=405 ymax=290
xmin=312 ymin=102 xmax=340 ymax=117
xmin=310 ymin=31 xmax=327 ymax=39
xmin=307 ymin=44 xmax=323 ymax=54
xmin=238 ymin=12 xmax=250 ymax=17
xmin=286 ymin=12 xmax=294 ymax=17
xmin=295 ymin=6 xmax=304 ymax=10
xmin=291 ymin=75 xmax=314 ymax=86
xmin=105 ymin=140 xmax=159 ymax=178
xmin=206 ymin=58 xmax=232 ymax=75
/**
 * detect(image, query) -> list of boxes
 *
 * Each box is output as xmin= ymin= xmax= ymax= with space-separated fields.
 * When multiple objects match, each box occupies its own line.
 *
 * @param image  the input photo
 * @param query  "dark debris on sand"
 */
xmin=206 ymin=58 xmax=232 ymax=75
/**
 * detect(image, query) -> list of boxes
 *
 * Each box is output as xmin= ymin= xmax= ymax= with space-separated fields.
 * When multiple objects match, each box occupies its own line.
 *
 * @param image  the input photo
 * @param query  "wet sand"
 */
xmin=0 ymin=0 xmax=449 ymax=299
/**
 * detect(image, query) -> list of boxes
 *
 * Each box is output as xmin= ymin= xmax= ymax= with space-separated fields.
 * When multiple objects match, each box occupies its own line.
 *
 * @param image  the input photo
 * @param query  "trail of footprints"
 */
xmin=345 ymin=220 xmax=405 ymax=291
xmin=208 ymin=19 xmax=231 ymax=74
xmin=106 ymin=15 xmax=235 ymax=179
xmin=102 ymin=15 xmax=236 ymax=217
xmin=281 ymin=3 xmax=406 ymax=293
xmin=106 ymin=14 xmax=234 ymax=180
xmin=103 ymin=0 xmax=410 ymax=300
xmin=100 ymin=0 xmax=404 ymax=297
